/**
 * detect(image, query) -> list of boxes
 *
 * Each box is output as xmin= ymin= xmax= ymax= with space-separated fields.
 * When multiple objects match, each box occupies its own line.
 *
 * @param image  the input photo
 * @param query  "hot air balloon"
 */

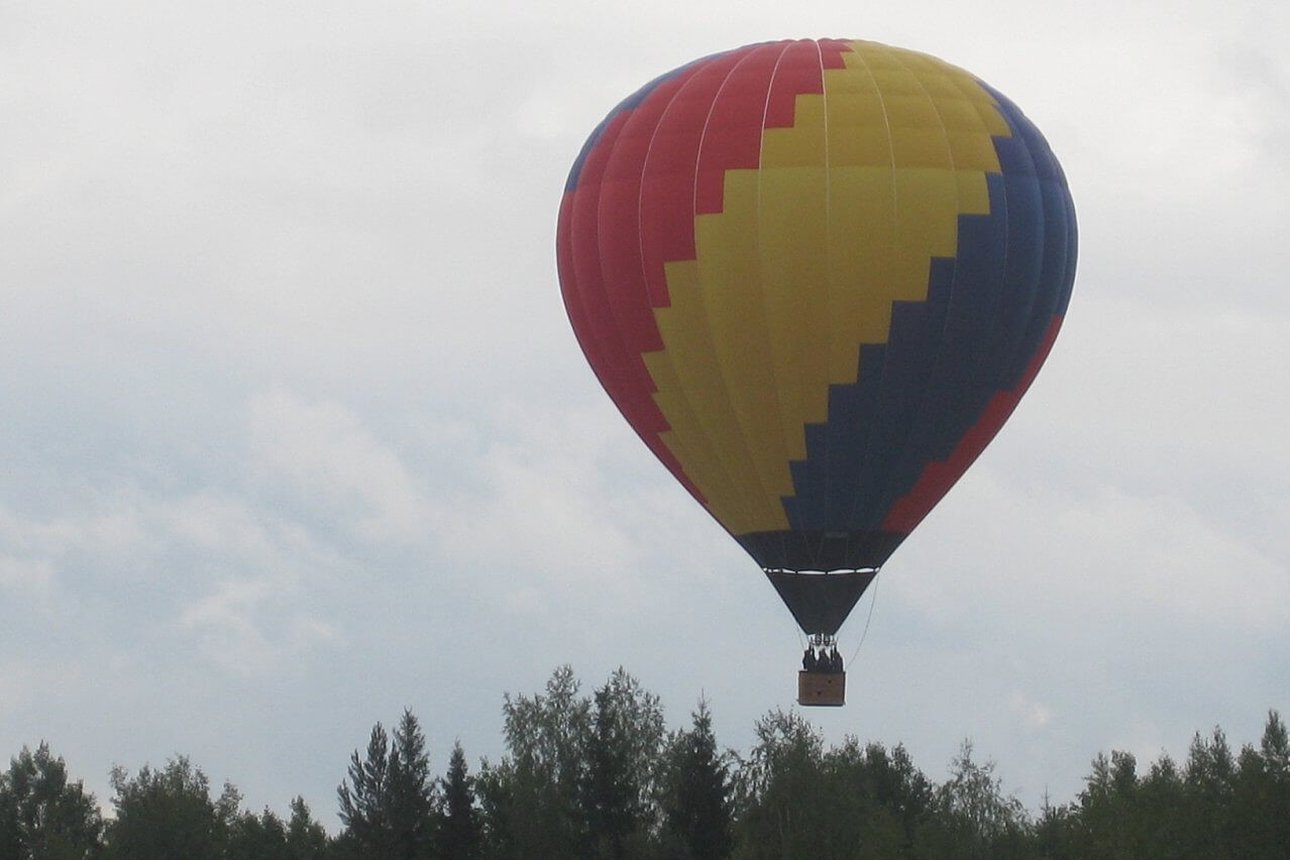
xmin=556 ymin=39 xmax=1076 ymax=705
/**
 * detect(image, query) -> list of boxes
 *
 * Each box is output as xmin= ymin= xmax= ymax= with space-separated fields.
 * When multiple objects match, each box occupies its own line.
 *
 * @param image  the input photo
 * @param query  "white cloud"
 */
xmin=0 ymin=556 xmax=54 ymax=595
xmin=430 ymin=402 xmax=648 ymax=614
xmin=1051 ymin=488 xmax=1288 ymax=628
xmin=179 ymin=577 xmax=339 ymax=677
xmin=165 ymin=493 xmax=277 ymax=557
xmin=1010 ymin=690 xmax=1054 ymax=732
xmin=897 ymin=461 xmax=1289 ymax=641
xmin=248 ymin=390 xmax=440 ymax=544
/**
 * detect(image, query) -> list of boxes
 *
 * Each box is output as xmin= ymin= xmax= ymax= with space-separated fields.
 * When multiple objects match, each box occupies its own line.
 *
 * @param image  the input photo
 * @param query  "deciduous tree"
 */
xmin=478 ymin=666 xmax=591 ymax=860
xmin=0 ymin=742 xmax=103 ymax=860
xmin=922 ymin=741 xmax=1030 ymax=859
xmin=104 ymin=757 xmax=229 ymax=860
xmin=730 ymin=709 xmax=827 ymax=860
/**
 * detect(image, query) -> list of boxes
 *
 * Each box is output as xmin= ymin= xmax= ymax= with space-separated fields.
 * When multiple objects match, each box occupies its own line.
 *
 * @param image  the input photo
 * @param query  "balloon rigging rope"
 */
xmin=792 ymin=572 xmax=882 ymax=666
xmin=849 ymin=573 xmax=881 ymax=666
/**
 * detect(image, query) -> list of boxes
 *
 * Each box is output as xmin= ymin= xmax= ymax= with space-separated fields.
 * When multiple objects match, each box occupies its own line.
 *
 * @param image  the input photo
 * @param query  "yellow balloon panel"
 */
xmin=645 ymin=42 xmax=1014 ymax=536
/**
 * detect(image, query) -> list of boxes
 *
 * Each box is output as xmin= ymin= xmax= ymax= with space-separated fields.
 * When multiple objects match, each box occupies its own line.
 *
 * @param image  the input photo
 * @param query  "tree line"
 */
xmin=2 ymin=665 xmax=1287 ymax=859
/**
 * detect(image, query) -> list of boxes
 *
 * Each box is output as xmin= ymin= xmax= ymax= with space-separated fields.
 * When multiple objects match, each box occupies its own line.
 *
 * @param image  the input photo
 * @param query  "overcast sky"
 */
xmin=2 ymin=0 xmax=1287 ymax=825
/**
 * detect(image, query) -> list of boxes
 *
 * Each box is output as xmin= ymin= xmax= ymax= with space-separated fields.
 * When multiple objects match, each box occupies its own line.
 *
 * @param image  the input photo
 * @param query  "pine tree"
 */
xmin=338 ymin=711 xmax=438 ymax=860
xmin=582 ymin=668 xmax=666 ymax=859
xmin=389 ymin=709 xmax=438 ymax=860
xmin=660 ymin=700 xmax=732 ymax=860
xmin=337 ymin=722 xmax=395 ymax=858
xmin=438 ymin=742 xmax=481 ymax=860
xmin=286 ymin=796 xmax=329 ymax=860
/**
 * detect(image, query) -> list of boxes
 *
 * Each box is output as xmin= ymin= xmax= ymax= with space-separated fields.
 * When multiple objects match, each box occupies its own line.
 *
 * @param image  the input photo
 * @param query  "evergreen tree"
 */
xmin=0 ymin=742 xmax=103 ymax=860
xmin=337 ymin=722 xmax=395 ymax=859
xmin=285 ymin=796 xmax=329 ymax=860
xmin=582 ymin=669 xmax=665 ymax=859
xmin=438 ymin=742 xmax=481 ymax=860
xmin=659 ymin=700 xmax=732 ymax=860
xmin=337 ymin=711 xmax=438 ymax=860
xmin=388 ymin=710 xmax=438 ymax=860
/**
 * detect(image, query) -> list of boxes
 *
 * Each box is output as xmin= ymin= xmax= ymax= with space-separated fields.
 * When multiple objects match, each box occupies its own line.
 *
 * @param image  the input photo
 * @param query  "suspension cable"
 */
xmin=848 ymin=573 xmax=881 ymax=667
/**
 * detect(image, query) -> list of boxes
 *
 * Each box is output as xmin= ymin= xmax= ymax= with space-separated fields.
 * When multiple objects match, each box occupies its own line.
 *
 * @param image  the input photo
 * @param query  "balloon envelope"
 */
xmin=557 ymin=39 xmax=1076 ymax=635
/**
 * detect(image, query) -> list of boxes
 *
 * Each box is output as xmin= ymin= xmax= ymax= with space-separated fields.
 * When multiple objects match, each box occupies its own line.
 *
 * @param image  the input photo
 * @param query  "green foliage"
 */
xmin=477 ymin=665 xmax=592 ymax=859
xmin=286 ymin=797 xmax=329 ymax=860
xmin=658 ymin=700 xmax=733 ymax=860
xmin=1 ymin=675 xmax=1285 ymax=860
xmin=0 ymin=742 xmax=102 ymax=860
xmin=923 ymin=740 xmax=1031 ymax=858
xmin=336 ymin=710 xmax=440 ymax=859
xmin=337 ymin=722 xmax=394 ymax=857
xmin=389 ymin=710 xmax=439 ymax=859
xmin=103 ymin=757 xmax=231 ymax=860
xmin=1181 ymin=726 xmax=1237 ymax=853
xmin=731 ymin=713 xmax=940 ymax=859
xmin=477 ymin=666 xmax=669 ymax=860
xmin=1038 ymin=710 xmax=1290 ymax=859
xmin=439 ymin=742 xmax=482 ymax=860
xmin=825 ymin=739 xmax=934 ymax=856
xmin=583 ymin=668 xmax=666 ymax=859
xmin=224 ymin=807 xmax=290 ymax=860
xmin=730 ymin=709 xmax=826 ymax=859
xmin=1072 ymin=750 xmax=1155 ymax=858
xmin=1226 ymin=711 xmax=1290 ymax=860
xmin=1260 ymin=710 xmax=1289 ymax=774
